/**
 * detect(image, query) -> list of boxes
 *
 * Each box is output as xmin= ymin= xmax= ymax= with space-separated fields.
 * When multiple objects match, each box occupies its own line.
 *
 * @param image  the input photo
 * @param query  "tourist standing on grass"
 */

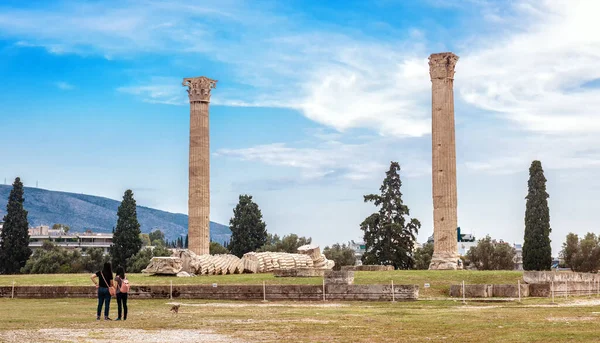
xmin=91 ymin=262 xmax=114 ymax=320
xmin=115 ymin=265 xmax=129 ymax=321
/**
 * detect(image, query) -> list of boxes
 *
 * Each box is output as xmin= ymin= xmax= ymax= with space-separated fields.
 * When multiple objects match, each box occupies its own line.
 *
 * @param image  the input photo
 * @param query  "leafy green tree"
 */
xmin=259 ymin=233 xmax=312 ymax=253
xmin=227 ymin=194 xmax=268 ymax=257
xmin=127 ymin=245 xmax=172 ymax=273
xmin=323 ymin=243 xmax=355 ymax=270
xmin=210 ymin=241 xmax=229 ymax=255
xmin=561 ymin=233 xmax=579 ymax=269
xmin=559 ymin=232 xmax=600 ymax=272
xmin=22 ymin=242 xmax=84 ymax=274
xmin=360 ymin=161 xmax=421 ymax=269
xmin=140 ymin=233 xmax=151 ymax=246
xmin=152 ymin=245 xmax=172 ymax=257
xmin=149 ymin=229 xmax=165 ymax=245
xmin=0 ymin=177 xmax=32 ymax=274
xmin=413 ymin=243 xmax=434 ymax=270
xmin=110 ymin=189 xmax=143 ymax=269
xmin=258 ymin=233 xmax=281 ymax=252
xmin=523 ymin=160 xmax=552 ymax=271
xmin=127 ymin=249 xmax=153 ymax=273
xmin=466 ymin=235 xmax=515 ymax=270
xmin=82 ymin=247 xmax=110 ymax=272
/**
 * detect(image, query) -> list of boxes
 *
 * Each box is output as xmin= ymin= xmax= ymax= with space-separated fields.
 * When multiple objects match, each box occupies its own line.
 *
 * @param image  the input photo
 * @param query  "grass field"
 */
xmin=0 ymin=270 xmax=524 ymax=298
xmin=1 ymin=296 xmax=600 ymax=342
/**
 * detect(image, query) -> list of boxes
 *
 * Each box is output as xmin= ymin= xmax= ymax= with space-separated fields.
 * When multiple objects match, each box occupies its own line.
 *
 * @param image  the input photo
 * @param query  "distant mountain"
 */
xmin=0 ymin=185 xmax=230 ymax=244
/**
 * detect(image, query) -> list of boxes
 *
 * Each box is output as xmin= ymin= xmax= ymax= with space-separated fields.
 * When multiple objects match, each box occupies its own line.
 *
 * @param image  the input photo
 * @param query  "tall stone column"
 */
xmin=182 ymin=76 xmax=217 ymax=255
xmin=428 ymin=52 xmax=460 ymax=270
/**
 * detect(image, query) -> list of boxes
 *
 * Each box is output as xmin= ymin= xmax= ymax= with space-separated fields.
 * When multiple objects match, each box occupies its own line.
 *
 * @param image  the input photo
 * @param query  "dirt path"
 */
xmin=0 ymin=328 xmax=245 ymax=343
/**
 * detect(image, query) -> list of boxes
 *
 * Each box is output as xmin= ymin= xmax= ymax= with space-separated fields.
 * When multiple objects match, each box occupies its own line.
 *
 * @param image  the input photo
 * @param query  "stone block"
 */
xmin=142 ymin=257 xmax=183 ymax=275
xmin=449 ymin=284 xmax=493 ymax=298
xmin=492 ymin=284 xmax=529 ymax=297
xmin=324 ymin=270 xmax=355 ymax=285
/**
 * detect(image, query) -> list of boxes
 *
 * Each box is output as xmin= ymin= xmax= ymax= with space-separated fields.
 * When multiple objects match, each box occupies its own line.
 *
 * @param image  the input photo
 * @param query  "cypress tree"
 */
xmin=227 ymin=194 xmax=267 ymax=257
xmin=360 ymin=161 xmax=421 ymax=269
xmin=523 ymin=160 xmax=552 ymax=270
xmin=110 ymin=189 xmax=142 ymax=268
xmin=0 ymin=177 xmax=32 ymax=274
xmin=185 ymin=234 xmax=189 ymax=249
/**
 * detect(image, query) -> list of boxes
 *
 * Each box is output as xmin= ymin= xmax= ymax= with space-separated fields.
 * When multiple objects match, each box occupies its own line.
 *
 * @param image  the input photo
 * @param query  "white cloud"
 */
xmin=4 ymin=0 xmax=600 ymax=176
xmin=55 ymin=81 xmax=74 ymax=90
xmin=215 ymin=133 xmax=430 ymax=183
xmin=458 ymin=0 xmax=600 ymax=135
xmin=0 ymin=0 xmax=435 ymax=137
xmin=117 ymin=78 xmax=185 ymax=106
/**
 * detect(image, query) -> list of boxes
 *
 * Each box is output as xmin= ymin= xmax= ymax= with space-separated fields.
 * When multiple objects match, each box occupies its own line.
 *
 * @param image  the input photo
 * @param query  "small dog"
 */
xmin=170 ymin=304 xmax=180 ymax=314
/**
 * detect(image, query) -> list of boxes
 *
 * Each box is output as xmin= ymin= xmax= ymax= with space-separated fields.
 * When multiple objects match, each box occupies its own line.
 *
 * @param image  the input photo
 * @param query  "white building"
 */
xmin=513 ymin=243 xmax=523 ymax=270
xmin=458 ymin=241 xmax=478 ymax=256
xmin=28 ymin=228 xmax=113 ymax=254
xmin=349 ymin=240 xmax=366 ymax=265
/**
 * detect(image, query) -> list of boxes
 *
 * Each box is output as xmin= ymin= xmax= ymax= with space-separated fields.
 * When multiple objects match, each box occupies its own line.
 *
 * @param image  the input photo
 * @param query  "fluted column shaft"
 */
xmin=428 ymin=52 xmax=459 ymax=270
xmin=189 ymin=101 xmax=210 ymax=255
xmin=183 ymin=76 xmax=217 ymax=255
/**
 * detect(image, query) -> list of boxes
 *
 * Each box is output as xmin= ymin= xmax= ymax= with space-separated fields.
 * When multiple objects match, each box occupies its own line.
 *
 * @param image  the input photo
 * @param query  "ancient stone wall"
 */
xmin=523 ymin=271 xmax=600 ymax=284
xmin=324 ymin=270 xmax=355 ymax=285
xmin=273 ymin=268 xmax=325 ymax=277
xmin=342 ymin=265 xmax=394 ymax=271
xmin=0 ymin=284 xmax=419 ymax=301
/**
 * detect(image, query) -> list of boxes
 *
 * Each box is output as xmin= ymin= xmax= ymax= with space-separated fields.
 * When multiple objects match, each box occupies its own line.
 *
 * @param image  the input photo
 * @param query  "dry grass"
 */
xmin=0 ymin=270 xmax=524 ymax=298
xmin=1 ymin=297 xmax=600 ymax=342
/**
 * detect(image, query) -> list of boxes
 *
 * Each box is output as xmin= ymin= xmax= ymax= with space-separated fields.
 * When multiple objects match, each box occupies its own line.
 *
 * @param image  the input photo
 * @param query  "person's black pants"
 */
xmin=117 ymin=293 xmax=128 ymax=320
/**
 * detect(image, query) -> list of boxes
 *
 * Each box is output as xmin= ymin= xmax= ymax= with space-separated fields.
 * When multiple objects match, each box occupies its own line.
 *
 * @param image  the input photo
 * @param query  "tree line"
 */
xmin=0 ymin=178 xmax=172 ymax=274
xmin=355 ymin=159 xmax=552 ymax=271
xmin=0 ymin=158 xmax=564 ymax=274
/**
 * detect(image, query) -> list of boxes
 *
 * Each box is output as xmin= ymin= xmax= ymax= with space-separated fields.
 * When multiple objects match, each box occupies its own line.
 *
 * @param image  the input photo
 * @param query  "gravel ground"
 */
xmin=0 ymin=328 xmax=246 ymax=343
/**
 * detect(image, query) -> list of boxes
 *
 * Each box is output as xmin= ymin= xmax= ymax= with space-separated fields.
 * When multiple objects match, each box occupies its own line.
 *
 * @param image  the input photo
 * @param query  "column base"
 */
xmin=429 ymin=252 xmax=462 ymax=270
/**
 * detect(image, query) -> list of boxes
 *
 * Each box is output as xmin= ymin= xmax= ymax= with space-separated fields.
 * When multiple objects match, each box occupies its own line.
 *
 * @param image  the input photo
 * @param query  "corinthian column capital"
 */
xmin=429 ymin=52 xmax=459 ymax=80
xmin=182 ymin=76 xmax=218 ymax=103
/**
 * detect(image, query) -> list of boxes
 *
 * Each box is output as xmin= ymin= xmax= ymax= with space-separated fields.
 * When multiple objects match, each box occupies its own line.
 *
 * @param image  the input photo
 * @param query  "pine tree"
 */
xmin=523 ymin=160 xmax=552 ymax=270
xmin=360 ymin=161 xmax=421 ymax=269
xmin=110 ymin=189 xmax=142 ymax=269
xmin=227 ymin=194 xmax=267 ymax=257
xmin=0 ymin=177 xmax=32 ymax=274
xmin=185 ymin=234 xmax=189 ymax=249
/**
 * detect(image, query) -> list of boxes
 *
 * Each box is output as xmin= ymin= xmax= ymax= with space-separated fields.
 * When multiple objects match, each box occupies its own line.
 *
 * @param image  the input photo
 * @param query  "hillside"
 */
xmin=0 ymin=185 xmax=230 ymax=244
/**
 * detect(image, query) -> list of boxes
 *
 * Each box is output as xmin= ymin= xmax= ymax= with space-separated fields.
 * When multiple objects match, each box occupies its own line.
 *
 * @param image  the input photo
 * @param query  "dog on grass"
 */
xmin=170 ymin=304 xmax=180 ymax=314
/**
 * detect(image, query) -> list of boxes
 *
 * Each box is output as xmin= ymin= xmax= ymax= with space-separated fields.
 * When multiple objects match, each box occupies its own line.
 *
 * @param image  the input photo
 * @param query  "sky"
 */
xmin=0 ymin=0 xmax=599 ymax=255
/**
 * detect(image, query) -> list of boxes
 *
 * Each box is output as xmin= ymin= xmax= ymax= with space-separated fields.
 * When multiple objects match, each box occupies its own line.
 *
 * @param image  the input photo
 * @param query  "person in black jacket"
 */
xmin=91 ymin=262 xmax=114 ymax=320
xmin=114 ymin=265 xmax=129 ymax=321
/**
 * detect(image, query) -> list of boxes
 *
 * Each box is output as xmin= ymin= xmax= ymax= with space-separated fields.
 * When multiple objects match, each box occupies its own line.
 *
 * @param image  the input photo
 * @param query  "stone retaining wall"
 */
xmin=342 ymin=265 xmax=394 ymax=272
xmin=529 ymin=281 xmax=600 ymax=297
xmin=523 ymin=271 xmax=600 ymax=284
xmin=450 ymin=282 xmax=599 ymax=298
xmin=449 ymin=284 xmax=529 ymax=298
xmin=0 ymin=284 xmax=418 ymax=301
xmin=272 ymin=269 xmax=325 ymax=277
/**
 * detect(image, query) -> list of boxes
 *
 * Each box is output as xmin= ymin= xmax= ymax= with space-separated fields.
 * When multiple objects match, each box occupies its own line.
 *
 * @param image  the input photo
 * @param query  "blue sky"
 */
xmin=1 ymin=0 xmax=599 ymax=255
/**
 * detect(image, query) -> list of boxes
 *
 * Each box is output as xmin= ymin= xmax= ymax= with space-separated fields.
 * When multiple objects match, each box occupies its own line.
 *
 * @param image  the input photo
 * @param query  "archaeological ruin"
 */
xmin=182 ymin=76 xmax=217 ymax=255
xmin=428 ymin=52 xmax=461 ymax=270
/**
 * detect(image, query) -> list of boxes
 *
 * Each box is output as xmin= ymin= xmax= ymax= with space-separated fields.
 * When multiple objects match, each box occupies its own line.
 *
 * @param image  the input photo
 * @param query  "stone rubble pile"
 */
xmin=142 ymin=244 xmax=335 ymax=276
xmin=241 ymin=251 xmax=314 ymax=273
